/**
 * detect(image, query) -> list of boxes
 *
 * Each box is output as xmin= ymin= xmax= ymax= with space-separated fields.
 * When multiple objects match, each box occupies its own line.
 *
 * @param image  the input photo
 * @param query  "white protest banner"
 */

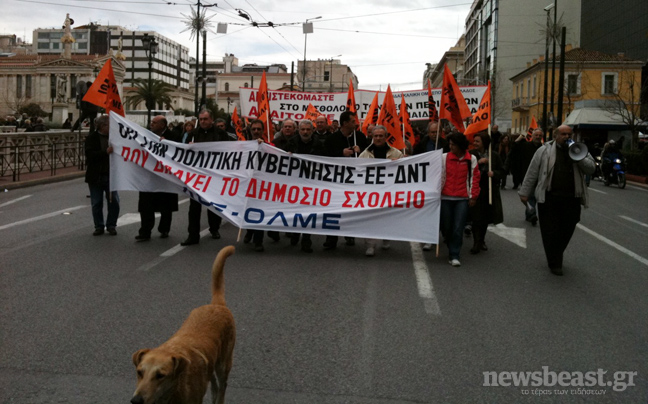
xmin=109 ymin=114 xmax=442 ymax=243
xmin=238 ymin=86 xmax=487 ymax=124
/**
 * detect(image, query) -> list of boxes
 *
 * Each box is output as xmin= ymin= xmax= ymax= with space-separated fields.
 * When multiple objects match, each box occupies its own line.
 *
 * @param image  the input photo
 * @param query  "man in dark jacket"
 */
xmin=85 ymin=115 xmax=120 ymax=236
xmin=284 ymin=120 xmax=326 ymax=253
xmin=136 ymin=115 xmax=181 ymax=241
xmin=414 ymin=121 xmax=449 ymax=154
xmin=322 ymin=110 xmax=369 ymax=249
xmin=181 ymin=110 xmax=235 ymax=246
xmin=509 ymin=129 xmax=543 ymax=224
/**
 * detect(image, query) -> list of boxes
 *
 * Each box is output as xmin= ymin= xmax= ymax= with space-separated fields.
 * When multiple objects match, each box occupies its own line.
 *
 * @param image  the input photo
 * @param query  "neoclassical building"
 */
xmin=0 ymin=53 xmax=125 ymax=123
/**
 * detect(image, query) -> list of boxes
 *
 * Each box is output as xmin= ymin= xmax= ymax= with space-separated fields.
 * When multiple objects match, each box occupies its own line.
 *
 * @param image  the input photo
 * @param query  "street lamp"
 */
xmin=141 ymin=33 xmax=158 ymax=129
xmin=542 ymin=3 xmax=554 ymax=141
xmin=329 ymin=54 xmax=341 ymax=91
xmin=302 ymin=16 xmax=321 ymax=91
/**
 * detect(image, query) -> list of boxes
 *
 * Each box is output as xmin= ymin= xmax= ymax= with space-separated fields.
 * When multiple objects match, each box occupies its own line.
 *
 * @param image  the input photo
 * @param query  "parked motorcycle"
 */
xmin=603 ymin=156 xmax=626 ymax=188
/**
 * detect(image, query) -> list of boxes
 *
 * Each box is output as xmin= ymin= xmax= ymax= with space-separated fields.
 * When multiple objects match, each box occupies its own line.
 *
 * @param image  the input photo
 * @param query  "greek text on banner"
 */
xmin=109 ymin=114 xmax=442 ymax=243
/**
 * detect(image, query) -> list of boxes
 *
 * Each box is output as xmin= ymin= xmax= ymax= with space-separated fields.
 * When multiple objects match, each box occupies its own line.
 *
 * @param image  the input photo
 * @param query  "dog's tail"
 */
xmin=211 ymin=245 xmax=235 ymax=306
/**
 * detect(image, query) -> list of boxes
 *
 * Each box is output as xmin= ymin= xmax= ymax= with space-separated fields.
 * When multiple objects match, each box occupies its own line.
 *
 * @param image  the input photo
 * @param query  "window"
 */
xmin=244 ymin=82 xmax=248 ymax=88
xmin=567 ymin=73 xmax=581 ymax=95
xmin=70 ymin=75 xmax=77 ymax=99
xmin=520 ymin=82 xmax=524 ymax=100
xmin=324 ymin=71 xmax=330 ymax=82
xmin=26 ymin=75 xmax=32 ymax=98
xmin=52 ymin=42 xmax=59 ymax=49
xmin=532 ymin=75 xmax=537 ymax=97
xmin=224 ymin=82 xmax=229 ymax=91
xmin=602 ymin=73 xmax=618 ymax=95
xmin=50 ymin=75 xmax=57 ymax=99
xmin=16 ymin=75 xmax=23 ymax=98
xmin=78 ymin=42 xmax=87 ymax=50
xmin=38 ymin=42 xmax=49 ymax=49
xmin=527 ymin=78 xmax=531 ymax=99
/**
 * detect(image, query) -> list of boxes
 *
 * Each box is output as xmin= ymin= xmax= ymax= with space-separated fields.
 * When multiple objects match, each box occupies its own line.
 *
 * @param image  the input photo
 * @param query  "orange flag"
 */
xmin=526 ymin=116 xmax=538 ymax=141
xmin=257 ymin=71 xmax=271 ymax=143
xmin=440 ymin=64 xmax=471 ymax=132
xmin=398 ymin=93 xmax=415 ymax=147
xmin=427 ymin=80 xmax=439 ymax=122
xmin=231 ymin=107 xmax=246 ymax=141
xmin=82 ymin=59 xmax=125 ymax=116
xmin=346 ymin=79 xmax=359 ymax=127
xmin=304 ymin=103 xmax=323 ymax=122
xmin=464 ymin=81 xmax=491 ymax=142
xmin=377 ymin=85 xmax=405 ymax=150
xmin=361 ymin=91 xmax=379 ymax=136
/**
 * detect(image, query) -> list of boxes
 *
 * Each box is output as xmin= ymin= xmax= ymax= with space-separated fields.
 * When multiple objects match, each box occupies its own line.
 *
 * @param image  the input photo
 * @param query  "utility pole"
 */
xmin=556 ymin=27 xmax=567 ymax=126
xmin=549 ymin=0 xmax=558 ymax=131
xmin=194 ymin=0 xmax=201 ymax=117
xmin=201 ymin=29 xmax=207 ymax=110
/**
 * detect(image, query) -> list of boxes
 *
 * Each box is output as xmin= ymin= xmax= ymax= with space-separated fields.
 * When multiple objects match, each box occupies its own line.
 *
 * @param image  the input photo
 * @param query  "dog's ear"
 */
xmin=132 ymin=349 xmax=151 ymax=366
xmin=171 ymin=356 xmax=188 ymax=376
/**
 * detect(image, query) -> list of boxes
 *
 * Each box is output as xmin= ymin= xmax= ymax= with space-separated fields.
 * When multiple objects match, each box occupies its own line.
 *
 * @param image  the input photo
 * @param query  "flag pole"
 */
xmin=488 ymin=123 xmax=492 ymax=205
xmin=435 ymin=122 xmax=441 ymax=150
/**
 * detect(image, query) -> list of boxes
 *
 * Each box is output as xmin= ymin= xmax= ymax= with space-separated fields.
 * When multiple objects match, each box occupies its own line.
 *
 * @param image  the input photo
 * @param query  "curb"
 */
xmin=2 ymin=172 xmax=85 ymax=191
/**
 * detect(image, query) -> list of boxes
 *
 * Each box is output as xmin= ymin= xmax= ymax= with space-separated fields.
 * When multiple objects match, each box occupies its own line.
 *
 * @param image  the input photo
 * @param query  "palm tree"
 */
xmin=126 ymin=78 xmax=174 ymax=111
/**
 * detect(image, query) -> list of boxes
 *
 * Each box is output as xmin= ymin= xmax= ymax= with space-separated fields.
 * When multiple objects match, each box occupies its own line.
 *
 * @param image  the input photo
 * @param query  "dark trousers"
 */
xmin=139 ymin=210 xmax=172 ymax=237
xmin=187 ymin=199 xmax=221 ymax=240
xmin=537 ymin=193 xmax=581 ymax=269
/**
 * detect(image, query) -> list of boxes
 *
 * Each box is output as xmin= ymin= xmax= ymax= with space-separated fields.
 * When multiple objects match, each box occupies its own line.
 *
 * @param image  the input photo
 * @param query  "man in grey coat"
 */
xmin=518 ymin=125 xmax=595 ymax=276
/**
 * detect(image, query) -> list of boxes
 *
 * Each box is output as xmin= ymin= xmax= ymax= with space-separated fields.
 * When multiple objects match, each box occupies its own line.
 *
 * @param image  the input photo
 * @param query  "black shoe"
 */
xmin=323 ymin=241 xmax=337 ymax=250
xmin=243 ymin=231 xmax=252 ymax=244
xmin=549 ymin=265 xmax=563 ymax=276
xmin=107 ymin=228 xmax=117 ymax=236
xmin=470 ymin=245 xmax=481 ymax=254
xmin=531 ymin=217 xmax=538 ymax=226
xmin=481 ymin=242 xmax=488 ymax=251
xmin=211 ymin=231 xmax=221 ymax=239
xmin=254 ymin=244 xmax=264 ymax=252
xmin=181 ymin=238 xmax=199 ymax=246
xmin=135 ymin=235 xmax=151 ymax=242
xmin=93 ymin=228 xmax=104 ymax=236
xmin=160 ymin=232 xmax=169 ymax=239
xmin=345 ymin=238 xmax=355 ymax=246
xmin=268 ymin=232 xmax=280 ymax=242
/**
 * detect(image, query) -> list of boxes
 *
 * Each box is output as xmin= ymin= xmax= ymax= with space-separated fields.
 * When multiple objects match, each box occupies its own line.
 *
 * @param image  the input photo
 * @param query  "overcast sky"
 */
xmin=3 ymin=0 xmax=472 ymax=91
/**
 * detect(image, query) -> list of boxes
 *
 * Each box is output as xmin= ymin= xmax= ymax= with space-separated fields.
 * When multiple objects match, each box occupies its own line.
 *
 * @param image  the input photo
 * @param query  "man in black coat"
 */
xmin=181 ymin=110 xmax=235 ymax=246
xmin=136 ymin=115 xmax=181 ymax=241
xmin=414 ymin=121 xmax=449 ymax=154
xmin=284 ymin=120 xmax=326 ymax=253
xmin=322 ymin=110 xmax=369 ymax=250
xmin=85 ymin=115 xmax=120 ymax=236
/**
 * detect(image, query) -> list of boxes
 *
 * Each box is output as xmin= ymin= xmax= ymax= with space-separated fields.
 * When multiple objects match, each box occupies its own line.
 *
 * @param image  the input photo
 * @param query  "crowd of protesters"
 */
xmin=88 ymin=111 xmax=593 ymax=275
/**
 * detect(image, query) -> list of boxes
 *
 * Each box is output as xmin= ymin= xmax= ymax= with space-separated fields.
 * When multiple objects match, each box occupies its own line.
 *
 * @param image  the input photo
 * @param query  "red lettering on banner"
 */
xmin=300 ymin=187 xmax=312 ymax=205
xmin=245 ymin=178 xmax=257 ymax=198
xmin=343 ymin=191 xmax=353 ymax=208
xmin=354 ymin=191 xmax=366 ymax=208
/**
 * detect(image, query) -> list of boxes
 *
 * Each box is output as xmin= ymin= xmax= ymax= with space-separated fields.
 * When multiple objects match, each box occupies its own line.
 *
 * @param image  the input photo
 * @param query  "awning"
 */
xmin=563 ymin=107 xmax=645 ymax=129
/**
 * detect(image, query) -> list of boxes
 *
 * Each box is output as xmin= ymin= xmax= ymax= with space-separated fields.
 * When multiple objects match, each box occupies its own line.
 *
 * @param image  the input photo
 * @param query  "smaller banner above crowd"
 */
xmin=108 ymin=114 xmax=443 ymax=243
xmin=239 ymin=85 xmax=487 ymax=124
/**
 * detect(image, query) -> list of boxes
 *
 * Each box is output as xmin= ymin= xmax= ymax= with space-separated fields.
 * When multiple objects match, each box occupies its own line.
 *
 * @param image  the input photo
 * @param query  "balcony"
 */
xmin=512 ymin=96 xmax=530 ymax=111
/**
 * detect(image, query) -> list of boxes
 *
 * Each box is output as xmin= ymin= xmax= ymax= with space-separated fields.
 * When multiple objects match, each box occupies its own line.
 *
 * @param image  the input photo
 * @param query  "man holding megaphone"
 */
xmin=518 ymin=125 xmax=595 ymax=276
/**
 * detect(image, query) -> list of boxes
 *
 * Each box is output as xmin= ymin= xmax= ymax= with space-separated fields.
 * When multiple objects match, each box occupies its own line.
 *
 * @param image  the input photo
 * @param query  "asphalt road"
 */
xmin=1 ymin=177 xmax=647 ymax=403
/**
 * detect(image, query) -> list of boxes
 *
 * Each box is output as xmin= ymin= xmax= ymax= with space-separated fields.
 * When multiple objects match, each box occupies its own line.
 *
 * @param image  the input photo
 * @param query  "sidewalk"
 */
xmin=1 ymin=166 xmax=85 ymax=191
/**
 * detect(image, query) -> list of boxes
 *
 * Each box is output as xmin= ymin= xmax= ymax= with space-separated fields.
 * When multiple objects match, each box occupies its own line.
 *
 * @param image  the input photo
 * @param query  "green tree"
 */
xmin=203 ymin=98 xmax=229 ymax=121
xmin=126 ymin=78 xmax=174 ymax=111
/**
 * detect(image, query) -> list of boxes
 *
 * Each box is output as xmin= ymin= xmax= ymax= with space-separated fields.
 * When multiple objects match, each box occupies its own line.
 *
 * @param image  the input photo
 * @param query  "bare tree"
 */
xmin=601 ymin=67 xmax=645 ymax=149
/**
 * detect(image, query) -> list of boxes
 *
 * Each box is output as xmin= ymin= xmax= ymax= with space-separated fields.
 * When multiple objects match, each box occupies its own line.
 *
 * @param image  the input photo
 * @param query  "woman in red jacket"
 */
xmin=440 ymin=133 xmax=480 ymax=267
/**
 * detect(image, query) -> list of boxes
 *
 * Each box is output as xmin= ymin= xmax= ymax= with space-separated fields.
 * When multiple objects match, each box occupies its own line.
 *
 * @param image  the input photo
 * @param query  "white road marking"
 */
xmin=588 ymin=188 xmax=607 ymax=194
xmin=619 ymin=215 xmax=648 ymax=229
xmin=0 ymin=206 xmax=86 ymax=231
xmin=138 ymin=229 xmax=211 ymax=271
xmin=0 ymin=195 xmax=32 ymax=208
xmin=577 ymin=224 xmax=648 ymax=267
xmin=116 ymin=213 xmax=144 ymax=226
xmin=627 ymin=185 xmax=648 ymax=192
xmin=410 ymin=242 xmax=441 ymax=316
xmin=487 ymin=223 xmax=527 ymax=248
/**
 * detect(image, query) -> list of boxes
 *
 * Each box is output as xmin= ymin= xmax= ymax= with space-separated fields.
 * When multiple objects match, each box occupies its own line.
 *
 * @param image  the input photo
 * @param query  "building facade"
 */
xmin=510 ymin=47 xmax=642 ymax=145
xmin=424 ymin=35 xmax=465 ymax=88
xmin=297 ymin=59 xmax=358 ymax=93
xmin=189 ymin=54 xmax=293 ymax=114
xmin=464 ymin=0 xmax=581 ymax=130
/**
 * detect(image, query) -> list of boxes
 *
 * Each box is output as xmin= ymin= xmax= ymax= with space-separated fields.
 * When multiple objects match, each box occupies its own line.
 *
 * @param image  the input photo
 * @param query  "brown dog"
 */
xmin=131 ymin=246 xmax=236 ymax=404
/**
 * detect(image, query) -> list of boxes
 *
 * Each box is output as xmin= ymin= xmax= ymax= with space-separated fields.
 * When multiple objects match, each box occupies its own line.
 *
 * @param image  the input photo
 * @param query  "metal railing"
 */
xmin=0 ymin=138 xmax=86 ymax=182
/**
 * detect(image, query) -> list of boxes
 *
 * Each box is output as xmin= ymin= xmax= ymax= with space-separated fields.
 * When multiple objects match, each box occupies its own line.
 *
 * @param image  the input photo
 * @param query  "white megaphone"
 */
xmin=566 ymin=139 xmax=588 ymax=161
